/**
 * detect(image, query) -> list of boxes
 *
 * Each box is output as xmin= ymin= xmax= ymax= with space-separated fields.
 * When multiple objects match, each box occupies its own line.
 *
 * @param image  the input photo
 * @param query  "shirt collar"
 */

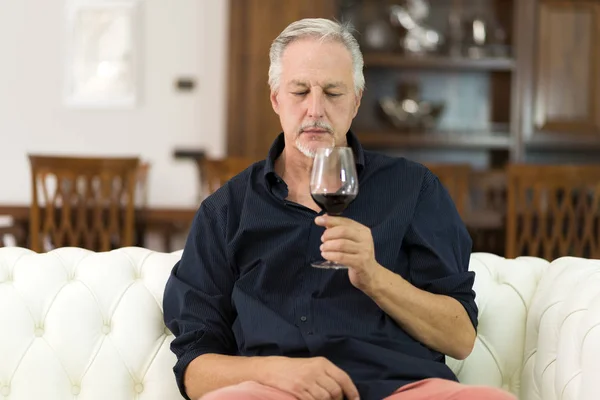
xmin=263 ymin=130 xmax=366 ymax=186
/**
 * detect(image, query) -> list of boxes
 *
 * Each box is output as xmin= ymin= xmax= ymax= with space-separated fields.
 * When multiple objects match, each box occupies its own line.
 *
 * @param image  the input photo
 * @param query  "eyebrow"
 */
xmin=288 ymin=80 xmax=348 ymax=91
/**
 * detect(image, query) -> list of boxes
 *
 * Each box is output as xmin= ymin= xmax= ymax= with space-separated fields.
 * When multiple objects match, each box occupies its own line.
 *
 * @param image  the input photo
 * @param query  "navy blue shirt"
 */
xmin=163 ymin=131 xmax=477 ymax=400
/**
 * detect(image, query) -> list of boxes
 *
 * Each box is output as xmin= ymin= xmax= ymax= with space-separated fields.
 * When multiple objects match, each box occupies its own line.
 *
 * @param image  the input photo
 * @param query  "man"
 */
xmin=163 ymin=18 xmax=515 ymax=400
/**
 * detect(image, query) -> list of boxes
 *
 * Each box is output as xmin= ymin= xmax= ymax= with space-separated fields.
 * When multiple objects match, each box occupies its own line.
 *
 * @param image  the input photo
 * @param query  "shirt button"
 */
xmin=300 ymin=316 xmax=307 ymax=322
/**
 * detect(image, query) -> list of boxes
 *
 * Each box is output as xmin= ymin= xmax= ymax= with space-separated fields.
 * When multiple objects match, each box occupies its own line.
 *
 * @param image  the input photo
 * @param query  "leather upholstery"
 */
xmin=0 ymin=247 xmax=182 ymax=400
xmin=521 ymin=256 xmax=600 ymax=400
xmin=1 ymin=247 xmax=599 ymax=400
xmin=447 ymin=253 xmax=548 ymax=396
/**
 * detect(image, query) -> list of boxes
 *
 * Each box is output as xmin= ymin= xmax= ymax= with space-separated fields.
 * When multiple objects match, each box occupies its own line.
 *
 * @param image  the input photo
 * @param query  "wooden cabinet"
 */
xmin=226 ymin=0 xmax=337 ymax=160
xmin=533 ymin=2 xmax=600 ymax=136
xmin=224 ymin=0 xmax=600 ymax=162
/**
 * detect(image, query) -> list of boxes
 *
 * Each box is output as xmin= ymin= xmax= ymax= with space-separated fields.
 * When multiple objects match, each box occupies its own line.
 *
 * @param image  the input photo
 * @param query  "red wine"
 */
xmin=311 ymin=193 xmax=356 ymax=215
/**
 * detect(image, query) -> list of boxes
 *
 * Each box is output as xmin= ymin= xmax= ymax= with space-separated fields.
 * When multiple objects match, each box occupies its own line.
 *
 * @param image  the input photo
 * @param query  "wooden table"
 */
xmin=0 ymin=204 xmax=198 ymax=252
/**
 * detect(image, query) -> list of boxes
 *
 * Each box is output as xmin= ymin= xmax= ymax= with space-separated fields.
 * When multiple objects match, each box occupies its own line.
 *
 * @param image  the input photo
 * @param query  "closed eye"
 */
xmin=292 ymin=92 xmax=308 ymax=96
xmin=326 ymin=93 xmax=342 ymax=97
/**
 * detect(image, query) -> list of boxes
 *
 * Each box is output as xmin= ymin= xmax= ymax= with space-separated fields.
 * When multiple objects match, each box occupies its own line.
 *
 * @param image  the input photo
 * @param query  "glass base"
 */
xmin=311 ymin=260 xmax=349 ymax=269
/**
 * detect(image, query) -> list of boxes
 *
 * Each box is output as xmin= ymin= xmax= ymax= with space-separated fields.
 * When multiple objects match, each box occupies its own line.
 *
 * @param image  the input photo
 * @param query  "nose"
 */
xmin=307 ymin=92 xmax=325 ymax=119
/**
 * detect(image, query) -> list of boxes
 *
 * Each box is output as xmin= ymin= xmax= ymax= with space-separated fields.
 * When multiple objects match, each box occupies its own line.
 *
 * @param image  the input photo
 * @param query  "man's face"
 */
xmin=270 ymin=38 xmax=362 ymax=158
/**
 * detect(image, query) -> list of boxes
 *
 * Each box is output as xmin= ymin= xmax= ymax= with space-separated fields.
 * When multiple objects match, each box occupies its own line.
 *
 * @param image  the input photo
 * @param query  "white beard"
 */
xmin=295 ymin=135 xmax=335 ymax=159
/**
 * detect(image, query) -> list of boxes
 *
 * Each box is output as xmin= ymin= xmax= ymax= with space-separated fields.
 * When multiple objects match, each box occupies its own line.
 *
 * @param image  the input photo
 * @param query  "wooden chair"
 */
xmin=197 ymin=156 xmax=253 ymax=198
xmin=506 ymin=164 xmax=600 ymax=260
xmin=28 ymin=155 xmax=140 ymax=252
xmin=135 ymin=162 xmax=151 ymax=208
xmin=467 ymin=169 xmax=507 ymax=255
xmin=426 ymin=163 xmax=472 ymax=217
xmin=0 ymin=225 xmax=24 ymax=247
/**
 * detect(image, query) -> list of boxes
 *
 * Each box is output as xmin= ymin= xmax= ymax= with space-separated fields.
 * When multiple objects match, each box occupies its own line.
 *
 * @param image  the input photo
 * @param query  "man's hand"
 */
xmin=315 ymin=215 xmax=384 ymax=292
xmin=314 ymin=216 xmax=477 ymax=360
xmin=260 ymin=356 xmax=360 ymax=400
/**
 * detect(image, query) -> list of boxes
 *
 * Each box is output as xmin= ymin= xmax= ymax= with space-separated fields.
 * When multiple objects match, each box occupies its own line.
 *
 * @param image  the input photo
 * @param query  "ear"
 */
xmin=352 ymin=90 xmax=363 ymax=118
xmin=270 ymin=90 xmax=280 ymax=115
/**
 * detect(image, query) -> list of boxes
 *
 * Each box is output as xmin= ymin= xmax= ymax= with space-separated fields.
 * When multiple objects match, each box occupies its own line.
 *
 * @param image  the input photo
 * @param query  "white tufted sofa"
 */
xmin=1 ymin=248 xmax=600 ymax=400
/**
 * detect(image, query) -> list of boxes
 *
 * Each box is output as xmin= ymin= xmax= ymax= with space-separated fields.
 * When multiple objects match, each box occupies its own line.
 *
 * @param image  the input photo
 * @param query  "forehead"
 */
xmin=280 ymin=38 xmax=354 ymax=84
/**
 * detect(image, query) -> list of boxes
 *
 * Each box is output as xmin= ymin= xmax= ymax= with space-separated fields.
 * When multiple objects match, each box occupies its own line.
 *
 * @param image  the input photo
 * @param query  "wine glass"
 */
xmin=310 ymin=146 xmax=359 ymax=269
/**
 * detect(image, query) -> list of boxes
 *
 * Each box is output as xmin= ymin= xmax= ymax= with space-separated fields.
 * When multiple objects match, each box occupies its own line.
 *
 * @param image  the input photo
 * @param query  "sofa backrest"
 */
xmin=447 ymin=253 xmax=548 ymax=397
xmin=0 ymin=247 xmax=183 ymax=400
xmin=521 ymin=256 xmax=600 ymax=400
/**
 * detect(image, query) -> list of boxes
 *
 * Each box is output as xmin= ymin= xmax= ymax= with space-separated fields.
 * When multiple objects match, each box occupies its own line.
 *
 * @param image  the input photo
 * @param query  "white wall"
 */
xmin=0 ymin=0 xmax=229 ymax=207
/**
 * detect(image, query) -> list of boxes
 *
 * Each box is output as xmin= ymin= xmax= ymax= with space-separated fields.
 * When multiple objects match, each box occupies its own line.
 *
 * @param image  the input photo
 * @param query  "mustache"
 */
xmin=299 ymin=121 xmax=333 ymax=134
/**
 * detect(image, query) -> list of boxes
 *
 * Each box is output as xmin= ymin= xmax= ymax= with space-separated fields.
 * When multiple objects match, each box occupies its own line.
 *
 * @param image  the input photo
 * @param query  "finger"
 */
xmin=315 ymin=215 xmax=356 ymax=229
xmin=316 ymin=376 xmax=344 ymax=400
xmin=306 ymin=384 xmax=332 ymax=400
xmin=326 ymin=367 xmax=360 ymax=400
xmin=320 ymin=239 xmax=360 ymax=254
xmin=321 ymin=226 xmax=363 ymax=243
xmin=284 ymin=386 xmax=313 ymax=400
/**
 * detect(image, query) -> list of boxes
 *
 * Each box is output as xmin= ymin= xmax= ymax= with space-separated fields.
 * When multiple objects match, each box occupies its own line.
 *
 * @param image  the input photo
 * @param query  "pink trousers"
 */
xmin=200 ymin=378 xmax=516 ymax=400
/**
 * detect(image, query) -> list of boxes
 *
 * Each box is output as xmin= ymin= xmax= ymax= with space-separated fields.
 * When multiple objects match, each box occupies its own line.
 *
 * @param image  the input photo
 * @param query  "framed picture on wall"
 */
xmin=64 ymin=1 xmax=141 ymax=108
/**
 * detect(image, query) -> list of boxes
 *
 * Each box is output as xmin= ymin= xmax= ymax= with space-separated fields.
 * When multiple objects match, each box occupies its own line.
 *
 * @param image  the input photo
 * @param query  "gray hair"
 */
xmin=268 ymin=18 xmax=365 ymax=96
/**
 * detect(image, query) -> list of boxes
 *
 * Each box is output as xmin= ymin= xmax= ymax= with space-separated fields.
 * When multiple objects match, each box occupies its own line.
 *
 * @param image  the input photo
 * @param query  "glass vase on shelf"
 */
xmin=462 ymin=0 xmax=508 ymax=59
xmin=389 ymin=0 xmax=443 ymax=56
xmin=354 ymin=0 xmax=397 ymax=53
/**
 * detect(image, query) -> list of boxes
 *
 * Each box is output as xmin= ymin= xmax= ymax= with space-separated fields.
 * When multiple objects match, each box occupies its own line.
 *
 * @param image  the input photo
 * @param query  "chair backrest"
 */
xmin=135 ymin=162 xmax=151 ymax=208
xmin=506 ymin=164 xmax=600 ymax=259
xmin=467 ymin=169 xmax=507 ymax=255
xmin=197 ymin=156 xmax=253 ymax=197
xmin=0 ymin=226 xmax=23 ymax=248
xmin=426 ymin=163 xmax=472 ymax=217
xmin=28 ymin=155 xmax=140 ymax=252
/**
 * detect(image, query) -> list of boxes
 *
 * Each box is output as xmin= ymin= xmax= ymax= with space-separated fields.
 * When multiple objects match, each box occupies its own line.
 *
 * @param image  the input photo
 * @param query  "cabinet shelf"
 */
xmin=356 ymin=130 xmax=513 ymax=150
xmin=525 ymin=133 xmax=600 ymax=151
xmin=363 ymin=53 xmax=516 ymax=71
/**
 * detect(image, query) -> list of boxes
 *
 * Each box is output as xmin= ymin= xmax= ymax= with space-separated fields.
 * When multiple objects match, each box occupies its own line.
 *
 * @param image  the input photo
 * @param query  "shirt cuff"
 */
xmin=173 ymin=347 xmax=217 ymax=400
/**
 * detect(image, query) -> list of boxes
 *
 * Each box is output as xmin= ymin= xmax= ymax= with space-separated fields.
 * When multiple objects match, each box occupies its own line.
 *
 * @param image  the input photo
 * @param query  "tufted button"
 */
xmin=134 ymin=383 xmax=144 ymax=393
xmin=72 ymin=385 xmax=80 ymax=395
xmin=34 ymin=327 xmax=44 ymax=337
xmin=1 ymin=385 xmax=10 ymax=396
xmin=102 ymin=324 xmax=111 ymax=334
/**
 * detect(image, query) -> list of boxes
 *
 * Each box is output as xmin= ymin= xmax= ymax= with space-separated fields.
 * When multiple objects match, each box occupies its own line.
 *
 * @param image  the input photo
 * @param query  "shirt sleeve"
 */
xmin=163 ymin=201 xmax=237 ymax=400
xmin=402 ymin=170 xmax=478 ymax=330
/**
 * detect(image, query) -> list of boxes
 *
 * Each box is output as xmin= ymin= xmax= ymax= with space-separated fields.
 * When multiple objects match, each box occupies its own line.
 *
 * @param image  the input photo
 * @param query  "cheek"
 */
xmin=283 ymin=102 xmax=305 ymax=119
xmin=331 ymin=101 xmax=355 ymax=119
xmin=279 ymin=103 xmax=305 ymax=130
